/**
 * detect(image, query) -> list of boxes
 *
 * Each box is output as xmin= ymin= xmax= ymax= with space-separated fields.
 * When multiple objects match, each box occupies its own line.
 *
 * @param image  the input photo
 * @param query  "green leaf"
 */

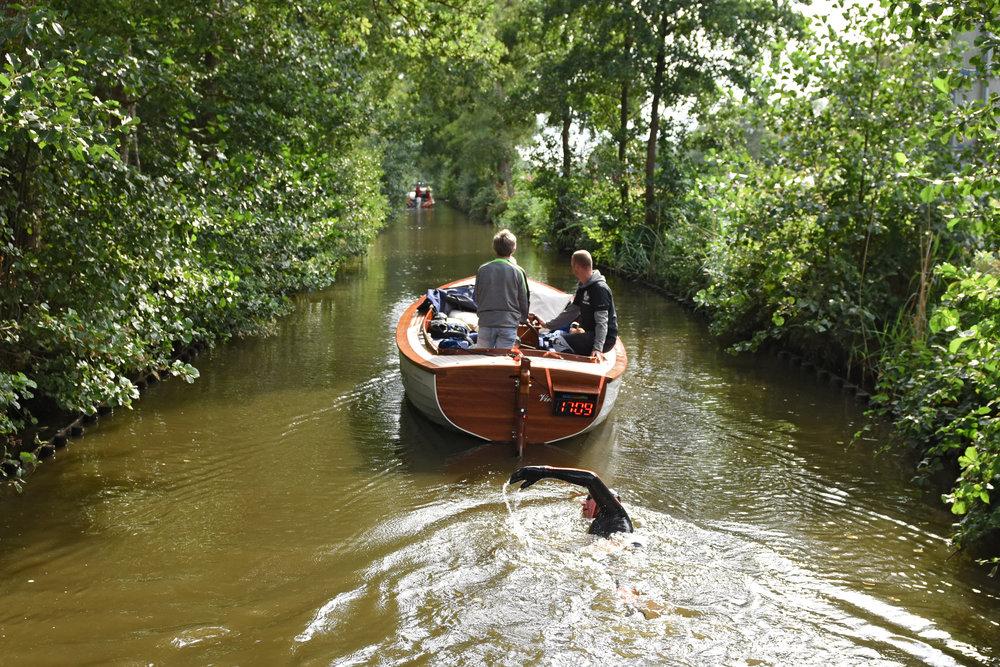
xmin=772 ymin=313 xmax=785 ymax=327
xmin=928 ymin=308 xmax=959 ymax=334
xmin=932 ymin=77 xmax=950 ymax=94
xmin=919 ymin=185 xmax=936 ymax=203
xmin=949 ymin=336 xmax=972 ymax=354
xmin=0 ymin=73 xmax=9 ymax=88
xmin=19 ymin=452 xmax=36 ymax=464
xmin=937 ymin=262 xmax=958 ymax=278
xmin=893 ymin=151 xmax=908 ymax=166
xmin=951 ymin=499 xmax=967 ymax=515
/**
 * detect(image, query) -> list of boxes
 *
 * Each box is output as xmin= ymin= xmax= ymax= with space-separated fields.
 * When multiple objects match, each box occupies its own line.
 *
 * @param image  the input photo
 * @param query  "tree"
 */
xmin=634 ymin=0 xmax=801 ymax=228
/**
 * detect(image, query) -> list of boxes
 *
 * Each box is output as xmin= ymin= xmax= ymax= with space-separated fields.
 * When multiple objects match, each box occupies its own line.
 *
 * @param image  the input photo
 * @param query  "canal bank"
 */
xmin=0 ymin=206 xmax=997 ymax=663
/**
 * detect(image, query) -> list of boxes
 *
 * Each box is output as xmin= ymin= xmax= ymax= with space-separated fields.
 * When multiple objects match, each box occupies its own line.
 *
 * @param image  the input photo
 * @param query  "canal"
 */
xmin=1 ymin=206 xmax=997 ymax=664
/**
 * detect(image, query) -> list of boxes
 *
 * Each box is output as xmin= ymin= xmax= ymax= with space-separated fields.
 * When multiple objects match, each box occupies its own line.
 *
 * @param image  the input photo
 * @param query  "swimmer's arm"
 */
xmin=508 ymin=466 xmax=622 ymax=515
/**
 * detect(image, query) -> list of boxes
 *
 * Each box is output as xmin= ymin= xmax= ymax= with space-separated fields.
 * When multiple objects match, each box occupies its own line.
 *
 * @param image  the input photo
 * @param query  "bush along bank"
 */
xmin=498 ymin=5 xmax=999 ymax=565
xmin=2 ymin=339 xmax=209 ymax=490
xmin=0 ymin=3 xmax=393 ymax=485
xmin=872 ymin=256 xmax=999 ymax=565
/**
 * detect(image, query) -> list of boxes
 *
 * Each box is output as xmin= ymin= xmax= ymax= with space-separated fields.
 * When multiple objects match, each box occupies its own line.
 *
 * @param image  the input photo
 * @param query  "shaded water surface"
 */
xmin=1 ymin=207 xmax=998 ymax=664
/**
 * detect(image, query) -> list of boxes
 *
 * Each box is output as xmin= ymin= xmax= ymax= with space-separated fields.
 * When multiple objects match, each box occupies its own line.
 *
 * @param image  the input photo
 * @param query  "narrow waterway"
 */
xmin=1 ymin=207 xmax=997 ymax=664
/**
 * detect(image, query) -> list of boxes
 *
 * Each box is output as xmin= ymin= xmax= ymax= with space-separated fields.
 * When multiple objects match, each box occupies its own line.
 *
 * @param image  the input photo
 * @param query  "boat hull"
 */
xmin=399 ymin=350 xmax=623 ymax=443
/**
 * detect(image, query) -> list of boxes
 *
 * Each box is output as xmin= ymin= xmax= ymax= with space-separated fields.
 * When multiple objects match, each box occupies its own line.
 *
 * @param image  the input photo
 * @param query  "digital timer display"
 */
xmin=554 ymin=392 xmax=597 ymax=418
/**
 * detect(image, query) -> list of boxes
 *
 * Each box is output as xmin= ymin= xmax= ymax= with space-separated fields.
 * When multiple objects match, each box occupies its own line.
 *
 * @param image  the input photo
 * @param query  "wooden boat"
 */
xmin=396 ymin=277 xmax=627 ymax=453
xmin=406 ymin=188 xmax=435 ymax=209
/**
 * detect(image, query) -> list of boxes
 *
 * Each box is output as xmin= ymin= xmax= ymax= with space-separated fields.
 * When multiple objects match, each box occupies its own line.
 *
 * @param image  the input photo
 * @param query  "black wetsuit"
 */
xmin=508 ymin=465 xmax=633 ymax=537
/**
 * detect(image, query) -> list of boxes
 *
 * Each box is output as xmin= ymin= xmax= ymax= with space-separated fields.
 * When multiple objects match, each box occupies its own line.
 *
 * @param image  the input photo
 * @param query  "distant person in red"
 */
xmin=508 ymin=465 xmax=633 ymax=537
xmin=414 ymin=184 xmax=423 ymax=198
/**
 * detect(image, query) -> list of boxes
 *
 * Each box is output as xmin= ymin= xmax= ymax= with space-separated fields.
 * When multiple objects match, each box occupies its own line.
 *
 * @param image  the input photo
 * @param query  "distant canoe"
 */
xmin=395 ymin=276 xmax=627 ymax=449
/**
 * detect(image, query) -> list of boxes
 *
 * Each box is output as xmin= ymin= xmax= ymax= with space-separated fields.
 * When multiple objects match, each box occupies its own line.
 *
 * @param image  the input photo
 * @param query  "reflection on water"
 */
xmin=0 ymin=206 xmax=997 ymax=664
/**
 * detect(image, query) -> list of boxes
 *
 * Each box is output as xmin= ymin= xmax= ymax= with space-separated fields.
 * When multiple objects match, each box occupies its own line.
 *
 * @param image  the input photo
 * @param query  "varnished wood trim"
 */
xmin=395 ymin=298 xmax=439 ymax=372
xmin=396 ymin=277 xmax=629 ymax=382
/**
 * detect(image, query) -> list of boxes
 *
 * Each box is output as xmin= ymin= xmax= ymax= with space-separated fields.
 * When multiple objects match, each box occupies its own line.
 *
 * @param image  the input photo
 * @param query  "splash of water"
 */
xmin=501 ymin=480 xmax=517 ymax=514
xmin=501 ymin=479 xmax=533 ymax=545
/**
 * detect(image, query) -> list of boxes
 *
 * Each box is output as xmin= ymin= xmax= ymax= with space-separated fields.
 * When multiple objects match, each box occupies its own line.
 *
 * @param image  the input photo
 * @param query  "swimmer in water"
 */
xmin=508 ymin=465 xmax=633 ymax=537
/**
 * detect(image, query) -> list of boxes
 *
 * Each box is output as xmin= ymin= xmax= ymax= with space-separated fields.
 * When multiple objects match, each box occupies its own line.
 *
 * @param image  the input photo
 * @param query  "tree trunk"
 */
xmin=131 ymin=101 xmax=141 ymax=172
xmin=494 ymin=81 xmax=513 ymax=199
xmin=913 ymin=218 xmax=936 ymax=341
xmin=11 ymin=142 xmax=36 ymax=253
xmin=120 ymin=101 xmax=139 ymax=168
xmin=618 ymin=28 xmax=632 ymax=220
xmin=552 ymin=107 xmax=574 ymax=246
xmin=644 ymin=11 xmax=669 ymax=228
xmin=561 ymin=107 xmax=572 ymax=179
xmin=499 ymin=157 xmax=513 ymax=199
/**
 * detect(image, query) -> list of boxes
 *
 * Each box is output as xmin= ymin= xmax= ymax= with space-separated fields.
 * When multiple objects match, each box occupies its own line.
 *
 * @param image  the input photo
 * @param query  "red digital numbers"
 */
xmin=556 ymin=399 xmax=594 ymax=417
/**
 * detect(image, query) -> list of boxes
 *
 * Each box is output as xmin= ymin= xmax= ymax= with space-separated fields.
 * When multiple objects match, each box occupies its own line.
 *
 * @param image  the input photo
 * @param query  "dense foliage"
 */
xmin=869 ymin=1 xmax=999 ymax=559
xmin=875 ymin=255 xmax=999 ymax=552
xmin=0 ymin=0 xmax=488 ymax=481
xmin=690 ymin=5 xmax=970 ymax=370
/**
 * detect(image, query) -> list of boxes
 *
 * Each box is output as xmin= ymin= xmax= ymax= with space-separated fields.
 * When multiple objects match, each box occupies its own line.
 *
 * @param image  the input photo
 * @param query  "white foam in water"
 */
xmin=316 ymin=474 xmax=995 ymax=666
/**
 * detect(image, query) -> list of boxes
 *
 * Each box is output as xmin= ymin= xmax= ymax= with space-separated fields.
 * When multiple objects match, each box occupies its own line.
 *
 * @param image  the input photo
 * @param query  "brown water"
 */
xmin=1 ymin=206 xmax=998 ymax=665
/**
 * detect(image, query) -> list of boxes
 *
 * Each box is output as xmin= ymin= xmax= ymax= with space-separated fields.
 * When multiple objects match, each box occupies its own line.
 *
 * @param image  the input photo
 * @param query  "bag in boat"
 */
xmin=447 ymin=310 xmax=479 ymax=332
xmin=419 ymin=286 xmax=478 ymax=315
xmin=429 ymin=315 xmax=472 ymax=341
xmin=539 ymin=331 xmax=573 ymax=353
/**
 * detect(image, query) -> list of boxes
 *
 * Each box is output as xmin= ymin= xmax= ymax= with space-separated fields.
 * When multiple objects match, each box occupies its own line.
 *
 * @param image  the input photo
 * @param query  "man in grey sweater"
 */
xmin=474 ymin=229 xmax=529 ymax=349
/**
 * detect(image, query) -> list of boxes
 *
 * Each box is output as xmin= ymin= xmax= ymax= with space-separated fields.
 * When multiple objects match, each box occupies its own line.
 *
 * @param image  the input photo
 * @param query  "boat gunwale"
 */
xmin=395 ymin=277 xmax=627 ymax=380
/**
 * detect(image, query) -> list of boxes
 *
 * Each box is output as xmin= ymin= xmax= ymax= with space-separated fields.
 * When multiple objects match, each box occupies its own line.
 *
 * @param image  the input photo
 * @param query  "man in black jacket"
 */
xmin=529 ymin=250 xmax=618 ymax=362
xmin=508 ymin=465 xmax=633 ymax=537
